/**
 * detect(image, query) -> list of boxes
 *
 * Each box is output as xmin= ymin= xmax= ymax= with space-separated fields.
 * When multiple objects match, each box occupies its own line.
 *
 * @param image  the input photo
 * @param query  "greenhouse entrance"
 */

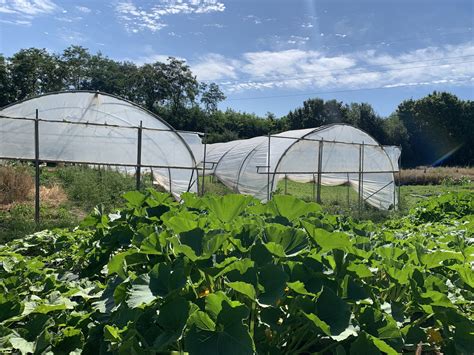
xmin=201 ymin=124 xmax=401 ymax=211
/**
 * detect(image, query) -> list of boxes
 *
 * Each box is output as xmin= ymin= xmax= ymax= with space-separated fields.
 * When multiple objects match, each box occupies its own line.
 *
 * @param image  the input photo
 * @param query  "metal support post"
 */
xmin=201 ymin=132 xmax=207 ymax=196
xmin=358 ymin=142 xmax=365 ymax=215
xmin=136 ymin=121 xmax=143 ymax=190
xmin=397 ymin=153 xmax=402 ymax=211
xmin=284 ymin=175 xmax=288 ymax=194
xmin=34 ymin=109 xmax=40 ymax=225
xmin=346 ymin=173 xmax=350 ymax=208
xmin=266 ymin=133 xmax=271 ymax=201
xmin=316 ymin=140 xmax=323 ymax=203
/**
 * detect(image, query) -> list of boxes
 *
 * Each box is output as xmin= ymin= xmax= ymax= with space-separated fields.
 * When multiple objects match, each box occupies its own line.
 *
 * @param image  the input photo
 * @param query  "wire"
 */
xmin=209 ymin=55 xmax=474 ymax=86
xmin=219 ymin=59 xmax=474 ymax=87
xmin=224 ymin=78 xmax=473 ymax=101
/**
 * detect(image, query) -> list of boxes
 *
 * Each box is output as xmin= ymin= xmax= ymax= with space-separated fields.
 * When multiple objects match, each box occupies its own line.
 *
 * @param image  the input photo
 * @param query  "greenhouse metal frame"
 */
xmin=0 ymin=91 xmax=202 ymax=223
xmin=202 ymin=124 xmax=401 ymax=211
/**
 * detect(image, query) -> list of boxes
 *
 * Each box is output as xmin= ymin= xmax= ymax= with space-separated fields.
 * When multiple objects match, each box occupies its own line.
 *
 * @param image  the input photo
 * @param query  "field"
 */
xmin=0 ymin=189 xmax=472 ymax=354
xmin=1 ymin=165 xmax=473 ymax=243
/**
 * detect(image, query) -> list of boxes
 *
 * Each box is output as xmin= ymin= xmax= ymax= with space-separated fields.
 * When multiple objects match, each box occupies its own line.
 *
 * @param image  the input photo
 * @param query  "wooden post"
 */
xmin=34 ymin=109 xmax=40 ymax=225
xmin=136 ymin=121 xmax=143 ymax=190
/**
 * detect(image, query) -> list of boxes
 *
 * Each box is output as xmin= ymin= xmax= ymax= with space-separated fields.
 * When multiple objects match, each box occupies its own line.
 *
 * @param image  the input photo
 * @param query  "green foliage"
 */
xmin=51 ymin=166 xmax=137 ymax=210
xmin=0 ymin=164 xmax=148 ymax=243
xmin=397 ymin=91 xmax=474 ymax=167
xmin=0 ymin=191 xmax=472 ymax=354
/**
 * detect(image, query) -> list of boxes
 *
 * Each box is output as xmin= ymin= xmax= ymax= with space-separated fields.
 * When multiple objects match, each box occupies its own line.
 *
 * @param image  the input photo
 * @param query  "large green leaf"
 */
xmin=204 ymin=194 xmax=254 ymax=223
xmin=350 ymin=332 xmax=398 ymax=355
xmin=305 ymin=287 xmax=351 ymax=336
xmin=302 ymin=223 xmax=353 ymax=251
xmin=164 ymin=216 xmax=198 ymax=234
xmin=258 ymin=264 xmax=288 ymax=306
xmin=123 ymin=191 xmax=146 ymax=207
xmin=264 ymin=224 xmax=308 ymax=256
xmin=227 ymin=281 xmax=256 ymax=300
xmin=127 ymin=262 xmax=186 ymax=308
xmin=358 ymin=306 xmax=402 ymax=351
xmin=0 ymin=294 xmax=23 ymax=322
xmin=268 ymin=195 xmax=322 ymax=221
xmin=154 ymin=297 xmax=191 ymax=349
xmin=107 ymin=249 xmax=139 ymax=279
xmin=9 ymin=337 xmax=35 ymax=354
xmin=185 ymin=299 xmax=253 ymax=355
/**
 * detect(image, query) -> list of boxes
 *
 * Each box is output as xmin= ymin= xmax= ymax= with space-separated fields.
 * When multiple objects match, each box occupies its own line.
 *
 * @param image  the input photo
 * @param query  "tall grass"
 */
xmin=398 ymin=166 xmax=473 ymax=185
xmin=0 ymin=165 xmax=33 ymax=204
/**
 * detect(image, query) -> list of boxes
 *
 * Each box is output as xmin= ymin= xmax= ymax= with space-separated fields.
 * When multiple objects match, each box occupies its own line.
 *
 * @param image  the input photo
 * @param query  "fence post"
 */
xmin=358 ymin=142 xmax=365 ymax=215
xmin=267 ymin=133 xmax=271 ymax=201
xmin=34 ymin=109 xmax=40 ymax=225
xmin=316 ymin=140 xmax=323 ymax=203
xmin=346 ymin=173 xmax=350 ymax=208
xmin=136 ymin=121 xmax=142 ymax=190
xmin=397 ymin=151 xmax=402 ymax=211
xmin=201 ymin=132 xmax=207 ymax=196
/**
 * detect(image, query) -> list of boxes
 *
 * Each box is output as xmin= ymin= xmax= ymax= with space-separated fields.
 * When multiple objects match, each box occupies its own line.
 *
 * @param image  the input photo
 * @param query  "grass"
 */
xmin=398 ymin=166 xmax=473 ymax=185
xmin=0 ymin=165 xmax=33 ymax=204
xmin=0 ymin=164 xmax=153 ymax=244
xmin=201 ymin=175 xmax=474 ymax=222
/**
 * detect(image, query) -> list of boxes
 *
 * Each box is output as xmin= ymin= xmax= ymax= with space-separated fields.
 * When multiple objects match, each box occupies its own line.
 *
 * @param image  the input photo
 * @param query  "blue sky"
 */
xmin=0 ymin=0 xmax=473 ymax=117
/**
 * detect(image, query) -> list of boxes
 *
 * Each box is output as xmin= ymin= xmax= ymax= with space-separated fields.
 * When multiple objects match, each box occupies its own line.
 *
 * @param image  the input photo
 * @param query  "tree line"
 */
xmin=0 ymin=46 xmax=472 ymax=167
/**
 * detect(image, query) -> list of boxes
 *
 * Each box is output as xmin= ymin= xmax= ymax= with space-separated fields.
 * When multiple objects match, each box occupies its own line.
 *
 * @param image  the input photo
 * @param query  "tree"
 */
xmin=8 ymin=48 xmax=63 ymax=101
xmin=160 ymin=58 xmax=199 ymax=113
xmin=397 ymin=91 xmax=474 ymax=166
xmin=61 ymin=46 xmax=91 ymax=90
xmin=0 ymin=55 xmax=10 ymax=107
xmin=347 ymin=103 xmax=386 ymax=142
xmin=200 ymin=82 xmax=226 ymax=113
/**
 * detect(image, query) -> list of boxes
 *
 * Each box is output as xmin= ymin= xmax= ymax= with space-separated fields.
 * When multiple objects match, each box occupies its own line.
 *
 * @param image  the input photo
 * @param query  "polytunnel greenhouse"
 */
xmin=0 ymin=91 xmax=199 ymax=197
xmin=205 ymin=124 xmax=400 ymax=210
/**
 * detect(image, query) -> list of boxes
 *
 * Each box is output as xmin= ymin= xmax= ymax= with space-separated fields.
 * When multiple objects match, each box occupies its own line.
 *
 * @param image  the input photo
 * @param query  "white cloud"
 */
xmin=116 ymin=0 xmax=225 ymax=33
xmin=188 ymin=42 xmax=474 ymax=94
xmin=287 ymin=35 xmax=310 ymax=45
xmin=58 ymin=28 xmax=87 ymax=44
xmin=0 ymin=0 xmax=58 ymax=16
xmin=191 ymin=53 xmax=239 ymax=81
xmin=0 ymin=18 xmax=32 ymax=26
xmin=204 ymin=23 xmax=224 ymax=28
xmin=129 ymin=53 xmax=186 ymax=66
xmin=75 ymin=5 xmax=91 ymax=14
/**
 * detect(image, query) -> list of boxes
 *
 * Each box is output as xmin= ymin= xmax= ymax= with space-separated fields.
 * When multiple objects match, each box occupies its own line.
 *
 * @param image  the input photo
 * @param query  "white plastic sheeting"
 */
xmin=0 ymin=91 xmax=198 ymax=197
xmin=383 ymin=146 xmax=402 ymax=172
xmin=206 ymin=124 xmax=398 ymax=210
